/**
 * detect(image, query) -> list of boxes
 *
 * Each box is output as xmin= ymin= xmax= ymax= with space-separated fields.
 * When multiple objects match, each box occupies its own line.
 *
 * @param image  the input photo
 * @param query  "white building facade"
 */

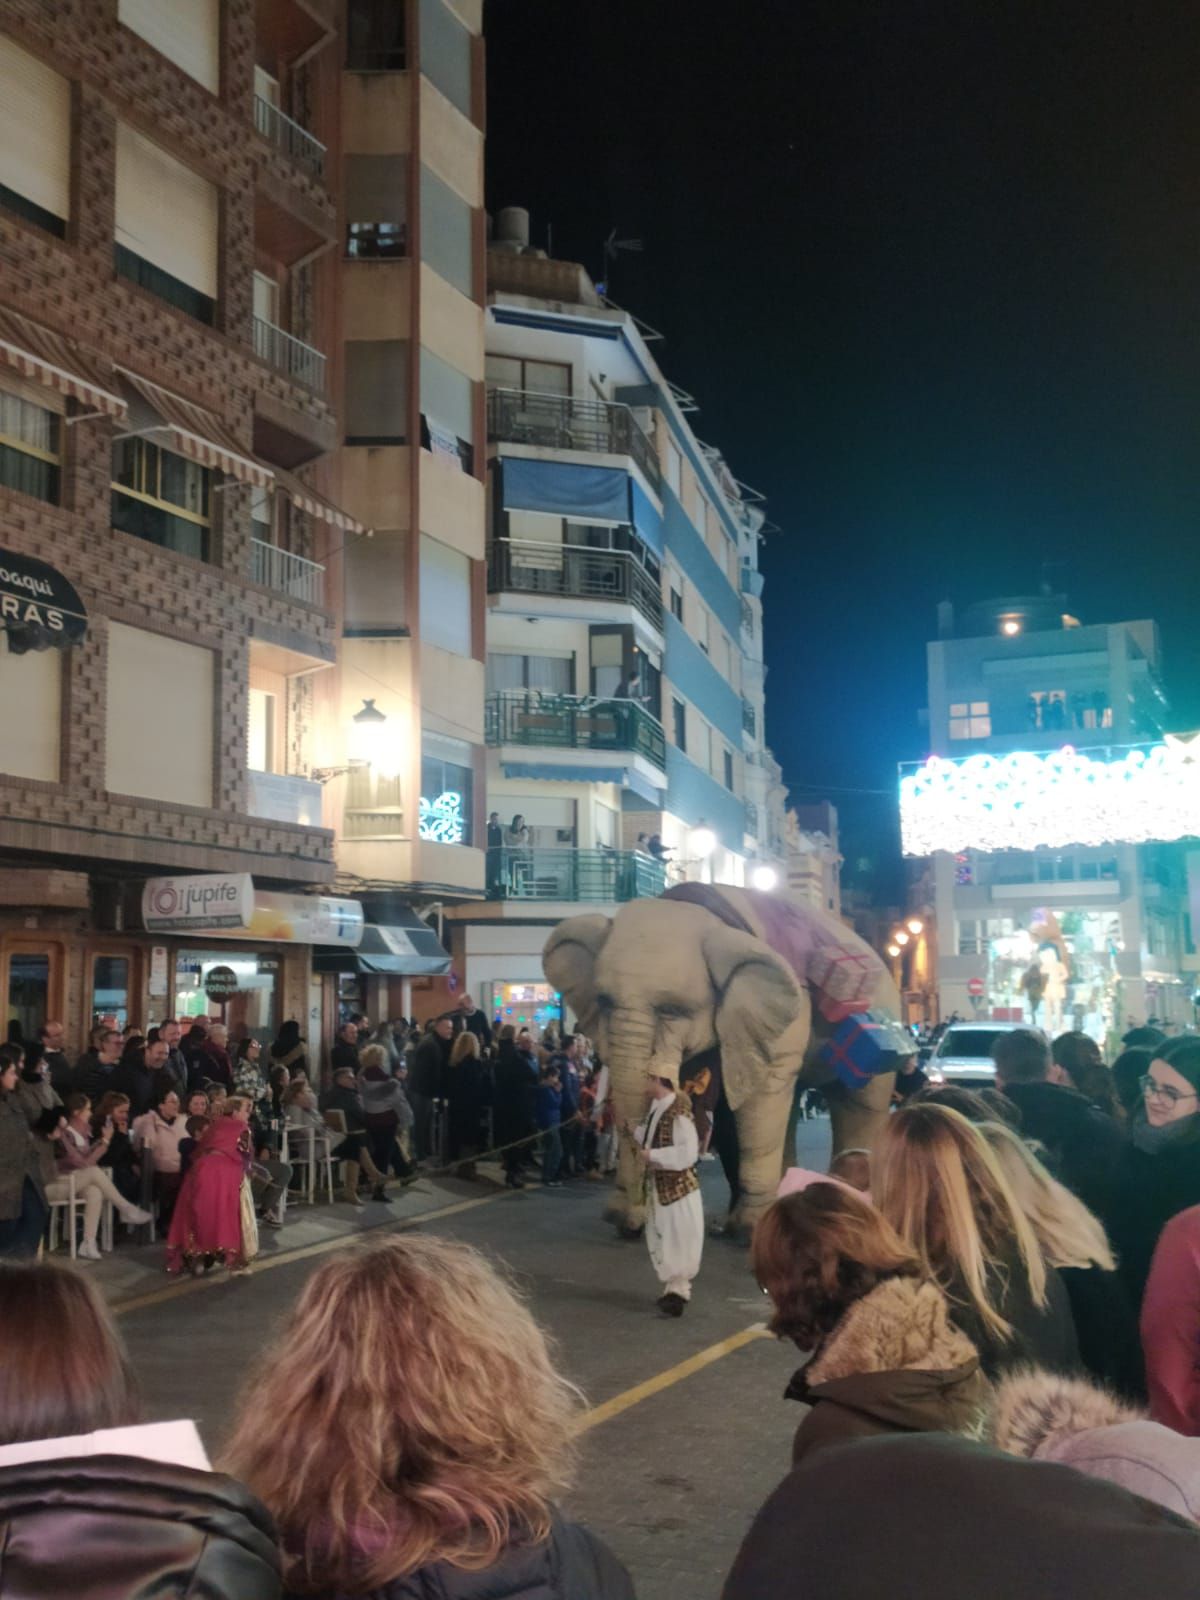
xmin=911 ymin=595 xmax=1190 ymax=1045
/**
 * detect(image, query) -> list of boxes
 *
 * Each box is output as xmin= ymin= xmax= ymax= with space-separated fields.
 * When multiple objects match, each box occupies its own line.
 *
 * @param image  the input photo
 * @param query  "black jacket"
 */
xmin=1000 ymin=1080 xmax=1125 ymax=1221
xmin=944 ymin=1253 xmax=1081 ymax=1380
xmin=285 ymin=1516 xmax=633 ymax=1600
xmin=494 ymin=1042 xmax=538 ymax=1146
xmin=1109 ymin=1127 xmax=1200 ymax=1309
xmin=722 ymin=1433 xmax=1200 ymax=1600
xmin=1058 ymin=1263 xmax=1144 ymax=1400
xmin=319 ymin=1083 xmax=369 ymax=1135
xmin=0 ymin=1453 xmax=280 ymax=1599
xmin=410 ymin=1033 xmax=451 ymax=1099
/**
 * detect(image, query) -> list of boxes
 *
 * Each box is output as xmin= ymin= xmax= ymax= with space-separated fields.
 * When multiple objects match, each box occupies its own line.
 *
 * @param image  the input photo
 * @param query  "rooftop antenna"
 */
xmin=596 ymin=228 xmax=643 ymax=299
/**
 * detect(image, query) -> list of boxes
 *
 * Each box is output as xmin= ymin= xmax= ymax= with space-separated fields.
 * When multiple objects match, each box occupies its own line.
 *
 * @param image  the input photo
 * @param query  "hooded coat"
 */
xmin=721 ymin=1433 xmax=1200 ymax=1600
xmin=785 ymin=1275 xmax=988 ymax=1464
xmin=1142 ymin=1204 xmax=1200 ymax=1435
xmin=992 ymin=1367 xmax=1200 ymax=1523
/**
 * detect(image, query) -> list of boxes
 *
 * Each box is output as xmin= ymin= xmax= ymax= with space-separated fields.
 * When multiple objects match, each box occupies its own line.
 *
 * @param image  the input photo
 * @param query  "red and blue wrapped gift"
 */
xmin=816 ymin=1012 xmax=916 ymax=1089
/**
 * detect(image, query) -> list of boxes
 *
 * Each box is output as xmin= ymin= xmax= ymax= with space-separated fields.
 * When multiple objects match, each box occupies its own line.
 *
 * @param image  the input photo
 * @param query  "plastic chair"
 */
xmin=45 ymin=1172 xmax=80 ymax=1259
xmin=283 ymin=1123 xmax=334 ymax=1204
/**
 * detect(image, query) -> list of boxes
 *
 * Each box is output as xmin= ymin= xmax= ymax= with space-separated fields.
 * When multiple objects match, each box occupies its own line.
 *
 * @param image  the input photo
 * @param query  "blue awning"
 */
xmin=501 ymin=458 xmax=630 ymax=524
xmin=501 ymin=761 xmax=664 ymax=806
xmin=630 ymin=477 xmax=663 ymax=557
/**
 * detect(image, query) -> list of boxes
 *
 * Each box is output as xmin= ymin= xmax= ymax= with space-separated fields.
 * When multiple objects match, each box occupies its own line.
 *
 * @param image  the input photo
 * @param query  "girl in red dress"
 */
xmin=165 ymin=1096 xmax=256 ymax=1276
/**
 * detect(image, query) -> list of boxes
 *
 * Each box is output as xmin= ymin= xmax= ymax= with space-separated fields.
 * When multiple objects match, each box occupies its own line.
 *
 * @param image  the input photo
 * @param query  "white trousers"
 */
xmin=644 ymin=1187 xmax=705 ymax=1299
xmin=44 ymin=1168 xmax=124 ymax=1244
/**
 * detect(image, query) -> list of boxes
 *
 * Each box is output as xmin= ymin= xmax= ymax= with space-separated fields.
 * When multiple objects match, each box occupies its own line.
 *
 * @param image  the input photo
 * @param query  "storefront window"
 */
xmin=175 ymin=949 xmax=278 ymax=1043
xmin=92 ymin=956 xmax=130 ymax=1028
xmin=489 ymin=981 xmax=562 ymax=1037
xmin=979 ymin=909 xmax=1123 ymax=1041
xmin=7 ymin=953 xmax=48 ymax=1040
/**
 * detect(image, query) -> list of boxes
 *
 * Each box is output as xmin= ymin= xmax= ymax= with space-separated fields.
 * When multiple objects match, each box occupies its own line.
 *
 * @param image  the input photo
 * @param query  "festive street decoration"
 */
xmin=418 ymin=790 xmax=466 ymax=844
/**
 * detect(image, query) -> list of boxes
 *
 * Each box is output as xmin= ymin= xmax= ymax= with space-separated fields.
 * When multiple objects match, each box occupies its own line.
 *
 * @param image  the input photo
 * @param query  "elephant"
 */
xmin=543 ymin=883 xmax=902 ymax=1236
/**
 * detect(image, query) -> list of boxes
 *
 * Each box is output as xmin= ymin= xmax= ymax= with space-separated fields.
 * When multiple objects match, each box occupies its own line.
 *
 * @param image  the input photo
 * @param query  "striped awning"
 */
xmin=0 ymin=309 xmax=127 ymax=419
xmin=272 ymin=464 xmax=369 ymax=537
xmin=116 ymin=370 xmax=273 ymax=489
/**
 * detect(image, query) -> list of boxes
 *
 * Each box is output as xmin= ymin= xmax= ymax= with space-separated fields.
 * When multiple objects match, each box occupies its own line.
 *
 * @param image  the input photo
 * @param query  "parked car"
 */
xmin=926 ymin=1020 xmax=1028 ymax=1086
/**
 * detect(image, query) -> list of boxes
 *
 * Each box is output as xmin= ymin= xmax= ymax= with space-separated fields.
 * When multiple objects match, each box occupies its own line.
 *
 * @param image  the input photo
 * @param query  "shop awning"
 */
xmin=313 ymin=909 xmax=451 ymax=977
xmin=117 ymin=370 xmax=273 ymax=488
xmin=0 ymin=546 xmax=87 ymax=653
xmin=272 ymin=464 xmax=370 ymax=537
xmin=0 ymin=308 xmax=127 ymax=419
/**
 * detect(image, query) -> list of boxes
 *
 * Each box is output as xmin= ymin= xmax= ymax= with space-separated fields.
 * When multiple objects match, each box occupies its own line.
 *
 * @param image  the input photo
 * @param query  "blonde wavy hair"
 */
xmin=874 ymin=1102 xmax=1047 ymax=1344
xmin=219 ymin=1095 xmax=254 ymax=1119
xmin=220 ymin=1235 xmax=582 ymax=1592
xmin=449 ymin=1029 xmax=480 ymax=1066
xmin=979 ymin=1121 xmax=1115 ymax=1272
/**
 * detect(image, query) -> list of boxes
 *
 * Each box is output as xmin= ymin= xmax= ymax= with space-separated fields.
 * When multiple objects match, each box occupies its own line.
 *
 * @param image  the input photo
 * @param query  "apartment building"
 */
xmin=447 ymin=216 xmax=788 ymax=1028
xmin=908 ymin=593 xmax=1189 ymax=1039
xmin=0 ymin=1 xmax=488 ymax=1047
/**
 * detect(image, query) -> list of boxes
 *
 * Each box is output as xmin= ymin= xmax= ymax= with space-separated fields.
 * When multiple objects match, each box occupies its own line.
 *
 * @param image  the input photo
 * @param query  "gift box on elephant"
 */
xmin=816 ymin=1012 xmax=917 ymax=1090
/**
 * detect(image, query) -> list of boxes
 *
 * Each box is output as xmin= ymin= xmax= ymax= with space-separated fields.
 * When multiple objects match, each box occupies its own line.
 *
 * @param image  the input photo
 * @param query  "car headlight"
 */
xmin=927 ymin=1067 xmax=945 ymax=1085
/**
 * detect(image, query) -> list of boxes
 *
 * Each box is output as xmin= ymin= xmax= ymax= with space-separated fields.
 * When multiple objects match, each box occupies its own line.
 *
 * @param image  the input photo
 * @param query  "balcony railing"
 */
xmin=740 ymin=596 xmax=754 ymax=634
xmin=485 ymin=690 xmax=666 ymax=769
xmin=247 ymin=770 xmax=323 ymax=827
xmin=253 ymin=315 xmax=326 ymax=393
xmin=487 ymin=387 xmax=661 ymax=492
xmin=742 ymin=699 xmax=757 ymax=737
xmin=486 ymin=847 xmax=667 ymax=903
xmin=745 ymin=801 xmax=761 ymax=836
xmin=253 ymin=93 xmax=326 ymax=178
xmin=250 ymin=537 xmax=326 ymax=607
xmin=488 ymin=538 xmax=663 ymax=630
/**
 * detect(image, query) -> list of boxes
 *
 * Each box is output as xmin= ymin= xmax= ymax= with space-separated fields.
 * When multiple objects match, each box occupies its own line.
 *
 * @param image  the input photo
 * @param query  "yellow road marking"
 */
xmin=577 ymin=1322 xmax=770 ymax=1433
xmin=111 ymin=1188 xmax=517 ymax=1316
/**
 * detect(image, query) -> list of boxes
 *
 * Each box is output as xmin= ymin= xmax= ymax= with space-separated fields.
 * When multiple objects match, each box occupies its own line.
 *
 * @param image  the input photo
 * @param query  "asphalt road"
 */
xmin=114 ymin=1116 xmax=833 ymax=1600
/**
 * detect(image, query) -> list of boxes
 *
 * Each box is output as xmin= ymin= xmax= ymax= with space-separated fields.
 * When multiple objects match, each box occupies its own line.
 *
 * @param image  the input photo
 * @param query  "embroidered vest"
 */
xmin=648 ymin=1097 xmax=700 ymax=1206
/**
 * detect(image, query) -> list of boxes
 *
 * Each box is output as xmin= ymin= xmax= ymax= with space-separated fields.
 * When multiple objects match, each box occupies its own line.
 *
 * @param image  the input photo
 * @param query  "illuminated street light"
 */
xmin=751 ymin=863 xmax=778 ymax=891
xmin=690 ymin=825 xmax=717 ymax=859
xmin=1001 ymin=618 xmax=1021 ymax=636
xmin=886 ymin=943 xmax=901 ymax=958
xmin=349 ymin=698 xmax=402 ymax=780
xmin=907 ymin=918 xmax=924 ymax=935
xmin=894 ymin=929 xmax=910 ymax=946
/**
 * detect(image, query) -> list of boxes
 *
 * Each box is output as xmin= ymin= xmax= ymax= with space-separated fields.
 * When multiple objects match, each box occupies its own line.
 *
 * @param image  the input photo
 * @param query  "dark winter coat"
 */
xmin=284 ymin=1516 xmax=633 ymax=1600
xmin=1058 ymin=1263 xmax=1144 ymax=1400
xmin=1109 ymin=1124 xmax=1200 ymax=1310
xmin=494 ymin=1041 xmax=538 ymax=1147
xmin=410 ymin=1033 xmax=451 ymax=1100
xmin=0 ymin=1454 xmax=281 ymax=1599
xmin=0 ymin=1084 xmax=44 ymax=1222
xmin=784 ymin=1276 xmax=987 ymax=1465
xmin=535 ymin=1081 xmax=562 ymax=1132
xmin=1000 ymin=1080 xmax=1125 ymax=1221
xmin=721 ymin=1433 xmax=1200 ymax=1600
xmin=943 ymin=1250 xmax=1081 ymax=1380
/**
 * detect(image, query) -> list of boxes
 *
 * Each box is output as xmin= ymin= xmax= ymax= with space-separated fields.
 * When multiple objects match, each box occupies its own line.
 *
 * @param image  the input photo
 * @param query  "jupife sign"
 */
xmin=0 ymin=547 xmax=87 ymax=653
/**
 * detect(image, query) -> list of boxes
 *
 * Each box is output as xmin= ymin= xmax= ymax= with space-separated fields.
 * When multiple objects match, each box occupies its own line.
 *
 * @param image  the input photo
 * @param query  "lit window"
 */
xmin=0 ymin=384 xmax=61 ymax=504
xmin=948 ymin=701 xmax=990 ymax=739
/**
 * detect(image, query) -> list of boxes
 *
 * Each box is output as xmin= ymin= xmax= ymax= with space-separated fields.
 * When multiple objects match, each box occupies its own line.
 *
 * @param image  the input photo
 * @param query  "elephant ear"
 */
xmin=702 ymin=923 xmax=811 ymax=1112
xmin=543 ymin=914 xmax=612 ymax=1035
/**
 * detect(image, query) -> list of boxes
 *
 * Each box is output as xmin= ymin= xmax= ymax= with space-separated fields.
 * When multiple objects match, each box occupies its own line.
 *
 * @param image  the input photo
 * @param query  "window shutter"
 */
xmin=118 ymin=0 xmax=220 ymax=93
xmin=115 ymin=123 xmax=218 ymax=299
xmin=0 ymin=37 xmax=71 ymax=223
xmin=106 ymin=623 xmax=214 ymax=807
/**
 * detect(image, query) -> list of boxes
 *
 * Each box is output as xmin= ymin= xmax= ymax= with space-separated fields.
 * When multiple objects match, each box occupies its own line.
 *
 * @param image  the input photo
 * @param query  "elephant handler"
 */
xmin=631 ymin=1073 xmax=705 ymax=1317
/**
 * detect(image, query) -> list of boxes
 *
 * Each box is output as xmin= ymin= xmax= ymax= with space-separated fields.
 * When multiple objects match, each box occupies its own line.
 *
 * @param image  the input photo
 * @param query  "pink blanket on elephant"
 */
xmin=662 ymin=883 xmax=879 ymax=1023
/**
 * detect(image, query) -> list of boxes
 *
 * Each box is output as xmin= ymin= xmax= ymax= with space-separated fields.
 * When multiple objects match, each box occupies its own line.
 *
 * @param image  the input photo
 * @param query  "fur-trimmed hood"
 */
xmin=787 ymin=1276 xmax=988 ymax=1440
xmin=992 ymin=1368 xmax=1200 ymax=1523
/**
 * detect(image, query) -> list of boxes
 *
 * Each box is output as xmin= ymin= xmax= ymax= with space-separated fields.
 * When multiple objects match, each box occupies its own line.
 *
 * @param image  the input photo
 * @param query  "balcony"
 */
xmin=488 ymin=538 xmax=663 ymax=631
xmin=487 ymin=387 xmax=661 ymax=493
xmin=740 ymin=596 xmax=754 ymax=634
xmin=254 ymin=316 xmax=326 ymax=393
xmin=254 ymin=94 xmax=326 ymax=179
xmin=486 ymin=847 xmax=667 ymax=903
xmin=247 ymin=770 xmax=323 ymax=827
xmin=485 ymin=690 xmax=666 ymax=768
xmin=250 ymin=537 xmax=326 ymax=607
xmin=742 ymin=699 xmax=757 ymax=737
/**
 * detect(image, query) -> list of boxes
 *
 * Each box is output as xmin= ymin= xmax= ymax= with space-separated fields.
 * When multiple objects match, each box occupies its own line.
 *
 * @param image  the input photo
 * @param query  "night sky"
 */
xmin=484 ymin=1 xmax=1200 ymax=890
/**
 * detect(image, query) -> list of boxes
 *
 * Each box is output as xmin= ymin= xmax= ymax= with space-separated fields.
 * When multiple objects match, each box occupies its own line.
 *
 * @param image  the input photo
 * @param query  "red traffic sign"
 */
xmin=967 ymin=977 xmax=985 ymax=998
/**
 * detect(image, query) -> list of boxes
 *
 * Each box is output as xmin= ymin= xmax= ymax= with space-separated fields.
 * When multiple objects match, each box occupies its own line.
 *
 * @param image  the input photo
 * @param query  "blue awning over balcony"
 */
xmin=501 ymin=760 xmax=664 ymax=805
xmin=630 ymin=476 xmax=663 ymax=557
xmin=501 ymin=458 xmax=629 ymax=524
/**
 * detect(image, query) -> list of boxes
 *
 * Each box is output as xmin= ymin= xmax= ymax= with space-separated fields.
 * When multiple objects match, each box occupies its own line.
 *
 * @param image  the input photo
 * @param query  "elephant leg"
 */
xmin=730 ymin=1081 xmax=796 ymax=1234
xmin=825 ymin=1071 xmax=896 ymax=1159
xmin=710 ymin=1092 xmax=740 ymax=1214
xmin=606 ymin=1132 xmax=646 ymax=1236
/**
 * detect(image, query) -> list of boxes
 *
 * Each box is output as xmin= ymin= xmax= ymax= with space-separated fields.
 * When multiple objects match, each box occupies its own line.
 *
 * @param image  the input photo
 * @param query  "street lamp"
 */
xmin=886 ymin=943 xmax=901 ymax=958
xmin=690 ymin=825 xmax=717 ymax=860
xmin=349 ymin=697 xmax=401 ymax=780
xmin=894 ymin=929 xmax=910 ymax=946
xmin=751 ymin=864 xmax=777 ymax=891
xmin=907 ymin=918 xmax=924 ymax=935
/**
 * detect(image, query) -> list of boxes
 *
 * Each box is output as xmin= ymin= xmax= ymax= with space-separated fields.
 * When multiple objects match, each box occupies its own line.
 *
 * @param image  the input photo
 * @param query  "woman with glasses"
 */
xmin=1110 ymin=1037 xmax=1200 ymax=1311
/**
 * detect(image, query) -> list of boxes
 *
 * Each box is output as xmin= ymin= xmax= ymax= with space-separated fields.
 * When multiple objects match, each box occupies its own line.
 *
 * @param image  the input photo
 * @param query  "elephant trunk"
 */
xmin=601 ymin=1013 xmax=683 ymax=1232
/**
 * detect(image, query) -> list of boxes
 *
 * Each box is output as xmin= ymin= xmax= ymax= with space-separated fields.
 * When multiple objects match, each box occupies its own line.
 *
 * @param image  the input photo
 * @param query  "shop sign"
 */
xmin=0 ymin=546 xmax=88 ymax=654
xmin=243 ymin=892 xmax=364 ymax=946
xmin=149 ymin=945 xmax=169 ymax=998
xmin=204 ymin=964 xmax=241 ymax=1001
xmin=143 ymin=874 xmax=254 ymax=932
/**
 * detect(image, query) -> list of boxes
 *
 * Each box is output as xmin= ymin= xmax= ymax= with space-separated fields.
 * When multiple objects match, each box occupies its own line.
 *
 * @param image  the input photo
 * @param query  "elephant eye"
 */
xmin=655 ymin=1001 xmax=692 ymax=1021
xmin=595 ymin=992 xmax=615 ymax=1013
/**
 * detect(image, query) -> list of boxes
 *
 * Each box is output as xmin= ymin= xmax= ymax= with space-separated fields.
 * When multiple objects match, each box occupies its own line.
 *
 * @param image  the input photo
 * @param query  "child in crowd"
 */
xmin=536 ymin=1067 xmax=563 ymax=1188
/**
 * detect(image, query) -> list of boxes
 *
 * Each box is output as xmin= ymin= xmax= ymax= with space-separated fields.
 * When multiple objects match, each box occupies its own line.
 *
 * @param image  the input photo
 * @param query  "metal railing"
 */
xmin=485 ymin=847 xmax=667 ymax=903
xmin=254 ymin=93 xmax=326 ymax=178
xmin=487 ymin=387 xmax=661 ymax=492
xmin=250 ymin=537 xmax=326 ymax=607
xmin=488 ymin=538 xmax=663 ymax=630
xmin=485 ymin=690 xmax=666 ymax=768
xmin=740 ymin=596 xmax=754 ymax=634
xmin=253 ymin=315 xmax=326 ymax=393
xmin=742 ymin=699 xmax=757 ymax=737
xmin=745 ymin=801 xmax=761 ymax=836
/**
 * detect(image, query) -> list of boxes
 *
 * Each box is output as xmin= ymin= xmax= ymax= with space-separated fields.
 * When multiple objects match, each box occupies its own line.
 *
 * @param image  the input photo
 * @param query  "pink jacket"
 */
xmin=1142 ymin=1205 xmax=1200 ymax=1436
